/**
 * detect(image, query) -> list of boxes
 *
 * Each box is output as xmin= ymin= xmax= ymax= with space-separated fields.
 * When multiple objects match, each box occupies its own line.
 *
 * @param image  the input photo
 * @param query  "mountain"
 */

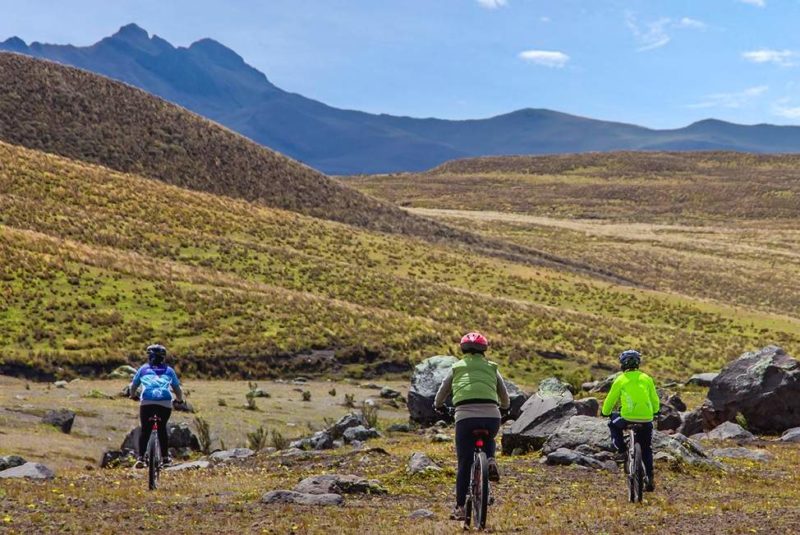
xmin=3 ymin=24 xmax=800 ymax=175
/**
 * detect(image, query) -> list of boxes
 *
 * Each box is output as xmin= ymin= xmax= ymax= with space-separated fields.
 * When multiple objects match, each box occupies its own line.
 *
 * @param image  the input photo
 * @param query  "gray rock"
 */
xmin=589 ymin=372 xmax=621 ymax=394
xmin=677 ymin=408 xmax=707 ymax=436
xmin=407 ymin=452 xmax=441 ymax=474
xmin=261 ymin=490 xmax=343 ymax=506
xmin=581 ymin=381 xmax=598 ymax=392
xmin=780 ymin=427 xmax=800 ymax=442
xmin=0 ymin=455 xmax=26 ymax=471
xmin=380 ymin=387 xmax=401 ymax=399
xmin=386 ymin=423 xmax=412 ymax=433
xmin=431 ymin=433 xmax=451 ymax=443
xmin=656 ymin=405 xmax=683 ymax=432
xmin=705 ymin=421 xmax=755 ymax=442
xmin=704 ymin=346 xmax=800 ymax=434
xmin=100 ymin=450 xmax=136 ymax=468
xmin=0 ymin=462 xmax=55 ymax=480
xmin=289 ymin=431 xmax=334 ymax=451
xmin=687 ymin=373 xmax=719 ymax=387
xmin=653 ymin=452 xmax=676 ymax=462
xmin=710 ymin=447 xmax=773 ymax=462
xmin=108 ymin=365 xmax=137 ymax=379
xmin=409 ymin=509 xmax=435 ymax=520
xmin=575 ymin=397 xmax=599 ymax=417
xmin=164 ymin=460 xmax=211 ymax=471
xmin=54 ymin=380 xmax=68 ymax=388
xmin=545 ymin=448 xmax=615 ymax=470
xmin=407 ymin=355 xmax=459 ymax=426
xmin=327 ymin=413 xmax=366 ymax=439
xmin=504 ymin=380 xmax=529 ymax=421
xmin=209 ymin=448 xmax=255 ymax=463
xmin=293 ymin=474 xmax=386 ymax=495
xmin=121 ymin=422 xmax=201 ymax=454
xmin=342 ymin=425 xmax=381 ymax=444
xmin=42 ymin=409 xmax=75 ymax=434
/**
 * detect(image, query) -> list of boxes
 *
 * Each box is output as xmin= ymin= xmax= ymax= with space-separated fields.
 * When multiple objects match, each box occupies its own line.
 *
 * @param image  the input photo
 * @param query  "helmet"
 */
xmin=146 ymin=344 xmax=167 ymax=365
xmin=619 ymin=349 xmax=641 ymax=370
xmin=460 ymin=332 xmax=489 ymax=354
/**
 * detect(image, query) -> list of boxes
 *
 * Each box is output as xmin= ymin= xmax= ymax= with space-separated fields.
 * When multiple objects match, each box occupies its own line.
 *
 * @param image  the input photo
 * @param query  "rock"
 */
xmin=386 ymin=423 xmax=412 ymax=433
xmin=342 ymin=425 xmax=381 ymax=444
xmin=293 ymin=474 xmax=386 ymax=495
xmin=380 ymin=387 xmax=401 ymax=399
xmin=100 ymin=450 xmax=136 ymax=469
xmin=545 ymin=448 xmax=615 ymax=470
xmin=361 ymin=383 xmax=381 ymax=389
xmin=589 ymin=372 xmax=621 ymax=394
xmin=431 ymin=433 xmax=452 ymax=443
xmin=54 ymin=380 xmax=68 ymax=388
xmin=327 ymin=413 xmax=366 ymax=439
xmin=164 ymin=460 xmax=211 ymax=471
xmin=710 ymin=447 xmax=773 ymax=462
xmin=704 ymin=421 xmax=755 ymax=442
xmin=407 ymin=452 xmax=441 ymax=474
xmin=504 ymin=380 xmax=529 ymax=421
xmin=666 ymin=394 xmax=687 ymax=412
xmin=704 ymin=346 xmax=800 ymax=434
xmin=289 ymin=431 xmax=334 ymax=451
xmin=677 ymin=408 xmax=706 ymax=436
xmin=780 ymin=427 xmax=800 ymax=442
xmin=121 ymin=422 xmax=201 ymax=454
xmin=408 ymin=356 xmax=458 ymax=426
xmin=409 ymin=509 xmax=435 ymax=520
xmin=653 ymin=452 xmax=676 ymax=462
xmin=502 ymin=378 xmax=594 ymax=454
xmin=581 ymin=381 xmax=598 ymax=392
xmin=656 ymin=405 xmax=683 ymax=432
xmin=261 ymin=490 xmax=343 ymax=506
xmin=0 ymin=455 xmax=26 ymax=471
xmin=108 ymin=365 xmax=137 ymax=379
xmin=42 ymin=409 xmax=76 ymax=434
xmin=0 ymin=462 xmax=55 ymax=480
xmin=209 ymin=448 xmax=255 ymax=463
xmin=248 ymin=388 xmax=271 ymax=398
xmin=686 ymin=373 xmax=719 ymax=387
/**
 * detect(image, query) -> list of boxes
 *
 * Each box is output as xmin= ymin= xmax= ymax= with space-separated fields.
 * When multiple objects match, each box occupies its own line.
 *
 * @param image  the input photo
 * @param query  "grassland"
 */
xmin=3 ymin=142 xmax=798 ymax=382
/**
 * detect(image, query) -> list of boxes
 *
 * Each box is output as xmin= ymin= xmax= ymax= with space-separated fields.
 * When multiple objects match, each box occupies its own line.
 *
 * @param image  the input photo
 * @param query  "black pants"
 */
xmin=139 ymin=405 xmax=172 ymax=458
xmin=455 ymin=417 xmax=501 ymax=507
xmin=608 ymin=413 xmax=653 ymax=478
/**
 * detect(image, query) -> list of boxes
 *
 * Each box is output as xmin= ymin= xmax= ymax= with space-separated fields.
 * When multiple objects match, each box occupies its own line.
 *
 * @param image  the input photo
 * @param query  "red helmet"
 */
xmin=460 ymin=332 xmax=488 ymax=353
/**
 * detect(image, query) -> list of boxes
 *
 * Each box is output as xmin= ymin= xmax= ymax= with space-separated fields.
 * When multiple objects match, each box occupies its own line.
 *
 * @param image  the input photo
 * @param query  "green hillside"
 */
xmin=2 ymin=142 xmax=798 ymax=381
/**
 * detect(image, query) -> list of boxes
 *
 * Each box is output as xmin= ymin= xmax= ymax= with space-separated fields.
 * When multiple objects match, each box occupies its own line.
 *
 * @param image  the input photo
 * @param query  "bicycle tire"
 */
xmin=633 ymin=443 xmax=643 ymax=503
xmin=147 ymin=432 xmax=160 ymax=491
xmin=473 ymin=452 xmax=489 ymax=529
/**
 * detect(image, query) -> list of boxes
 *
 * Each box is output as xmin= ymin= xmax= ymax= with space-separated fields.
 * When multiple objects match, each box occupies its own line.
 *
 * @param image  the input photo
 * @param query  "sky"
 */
xmin=2 ymin=0 xmax=800 ymax=128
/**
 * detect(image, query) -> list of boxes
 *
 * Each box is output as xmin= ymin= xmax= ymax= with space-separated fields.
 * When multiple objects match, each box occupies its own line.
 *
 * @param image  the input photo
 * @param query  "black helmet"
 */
xmin=146 ymin=344 xmax=167 ymax=365
xmin=619 ymin=349 xmax=641 ymax=370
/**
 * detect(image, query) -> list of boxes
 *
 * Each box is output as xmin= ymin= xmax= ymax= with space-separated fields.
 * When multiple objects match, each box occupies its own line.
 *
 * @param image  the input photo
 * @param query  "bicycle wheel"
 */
xmin=147 ymin=432 xmax=161 ymax=491
xmin=472 ymin=452 xmax=489 ymax=529
xmin=632 ymin=443 xmax=644 ymax=503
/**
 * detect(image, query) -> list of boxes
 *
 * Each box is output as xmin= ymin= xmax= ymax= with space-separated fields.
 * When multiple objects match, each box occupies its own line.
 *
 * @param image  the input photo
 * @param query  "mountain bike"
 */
xmin=464 ymin=429 xmax=491 ymax=530
xmin=145 ymin=414 xmax=163 ymax=490
xmin=624 ymin=423 xmax=648 ymax=503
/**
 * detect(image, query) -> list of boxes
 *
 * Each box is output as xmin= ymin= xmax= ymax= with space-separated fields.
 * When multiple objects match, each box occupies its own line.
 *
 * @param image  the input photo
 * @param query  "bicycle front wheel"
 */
xmin=472 ymin=452 xmax=490 ymax=529
xmin=147 ymin=433 xmax=161 ymax=491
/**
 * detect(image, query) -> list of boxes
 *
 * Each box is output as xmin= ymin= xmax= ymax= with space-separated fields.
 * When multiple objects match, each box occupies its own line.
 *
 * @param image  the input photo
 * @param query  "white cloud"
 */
xmin=688 ymin=85 xmax=769 ymax=109
xmin=476 ymin=0 xmax=507 ymax=8
xmin=518 ymin=50 xmax=570 ymax=68
xmin=773 ymin=98 xmax=800 ymax=119
xmin=625 ymin=14 xmax=706 ymax=52
xmin=742 ymin=49 xmax=796 ymax=67
xmin=676 ymin=17 xmax=706 ymax=30
xmin=738 ymin=0 xmax=766 ymax=7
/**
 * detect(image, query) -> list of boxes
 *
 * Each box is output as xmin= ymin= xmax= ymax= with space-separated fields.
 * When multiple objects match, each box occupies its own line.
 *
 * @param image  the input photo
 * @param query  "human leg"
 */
xmin=608 ymin=412 xmax=627 ymax=453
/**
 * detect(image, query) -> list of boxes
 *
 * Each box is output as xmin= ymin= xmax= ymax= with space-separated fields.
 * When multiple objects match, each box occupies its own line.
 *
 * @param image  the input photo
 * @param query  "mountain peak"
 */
xmin=112 ymin=23 xmax=150 ymax=43
xmin=1 ymin=36 xmax=29 ymax=52
xmin=188 ymin=38 xmax=245 ymax=66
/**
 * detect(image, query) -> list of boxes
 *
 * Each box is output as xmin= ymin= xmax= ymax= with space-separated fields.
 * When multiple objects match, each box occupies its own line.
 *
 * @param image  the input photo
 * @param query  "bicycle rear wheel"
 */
xmin=472 ymin=452 xmax=489 ymax=529
xmin=147 ymin=433 xmax=161 ymax=491
xmin=632 ymin=443 xmax=644 ymax=503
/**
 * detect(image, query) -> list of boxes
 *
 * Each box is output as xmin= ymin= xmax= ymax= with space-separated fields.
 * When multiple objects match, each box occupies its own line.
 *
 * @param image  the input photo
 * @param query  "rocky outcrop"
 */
xmin=261 ymin=490 xmax=343 ymax=506
xmin=42 ymin=409 xmax=75 ymax=434
xmin=293 ymin=474 xmax=386 ymax=495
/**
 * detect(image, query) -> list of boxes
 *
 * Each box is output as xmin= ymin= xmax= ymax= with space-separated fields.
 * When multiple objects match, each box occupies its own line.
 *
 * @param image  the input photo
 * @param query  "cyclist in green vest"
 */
xmin=434 ymin=332 xmax=510 ymax=521
xmin=601 ymin=349 xmax=660 ymax=492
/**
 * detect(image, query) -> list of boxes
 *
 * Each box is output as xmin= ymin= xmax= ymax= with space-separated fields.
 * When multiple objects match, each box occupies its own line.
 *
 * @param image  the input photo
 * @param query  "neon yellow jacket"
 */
xmin=601 ymin=370 xmax=660 ymax=422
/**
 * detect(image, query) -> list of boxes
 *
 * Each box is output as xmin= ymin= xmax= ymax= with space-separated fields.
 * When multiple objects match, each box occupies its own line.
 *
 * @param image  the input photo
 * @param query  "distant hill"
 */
xmin=3 ymin=24 xmax=800 ymax=175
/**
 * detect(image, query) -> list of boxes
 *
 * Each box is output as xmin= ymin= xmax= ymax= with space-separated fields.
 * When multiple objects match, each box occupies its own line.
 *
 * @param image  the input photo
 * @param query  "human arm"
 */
xmin=128 ymin=367 xmax=142 ymax=400
xmin=169 ymin=369 xmax=185 ymax=403
xmin=434 ymin=370 xmax=453 ymax=409
xmin=601 ymin=376 xmax=623 ymax=417
xmin=496 ymin=371 xmax=511 ymax=410
xmin=648 ymin=376 xmax=660 ymax=416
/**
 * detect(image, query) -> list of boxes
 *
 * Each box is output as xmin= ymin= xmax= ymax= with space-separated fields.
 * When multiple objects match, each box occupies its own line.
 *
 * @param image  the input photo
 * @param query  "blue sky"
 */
xmin=2 ymin=0 xmax=800 ymax=127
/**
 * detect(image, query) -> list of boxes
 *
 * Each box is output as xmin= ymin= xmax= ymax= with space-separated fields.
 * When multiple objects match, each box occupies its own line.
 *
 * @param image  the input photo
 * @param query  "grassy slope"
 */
xmin=2 ymin=142 xmax=797 ymax=381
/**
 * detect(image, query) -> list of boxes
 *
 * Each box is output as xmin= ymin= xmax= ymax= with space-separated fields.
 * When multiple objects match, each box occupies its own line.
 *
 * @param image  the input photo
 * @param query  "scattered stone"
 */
xmin=248 ymin=388 xmax=271 ymax=398
xmin=209 ymin=448 xmax=255 ymax=463
xmin=407 ymin=452 xmax=441 ymax=474
xmin=581 ymin=381 xmax=598 ymax=392
xmin=0 ymin=455 xmax=26 ymax=471
xmin=656 ymin=405 xmax=683 ymax=432
xmin=107 ymin=365 xmax=137 ymax=380
xmin=677 ymin=408 xmax=706 ymax=436
xmin=0 ymin=462 xmax=55 ymax=480
xmin=293 ymin=474 xmax=386 ymax=495
xmin=342 ymin=426 xmax=380 ymax=444
xmin=361 ymin=383 xmax=381 ymax=390
xmin=710 ymin=447 xmax=773 ymax=462
xmin=589 ymin=373 xmax=621 ymax=394
xmin=380 ymin=386 xmax=401 ymax=399
xmin=504 ymin=380 xmax=529 ymax=421
xmin=575 ymin=398 xmax=599 ymax=417
xmin=686 ymin=373 xmax=718 ymax=387
xmin=431 ymin=434 xmax=451 ymax=443
xmin=705 ymin=421 xmax=755 ymax=442
xmin=779 ymin=427 xmax=800 ymax=442
xmin=327 ymin=413 xmax=366 ymax=439
xmin=42 ymin=409 xmax=76 ymax=434
xmin=654 ymin=452 xmax=676 ymax=462
xmin=54 ymin=380 xmax=68 ymax=388
xmin=289 ymin=431 xmax=334 ymax=451
xmin=409 ymin=509 xmax=435 ymax=520
xmin=545 ymin=448 xmax=615 ymax=470
xmin=261 ymin=490 xmax=343 ymax=506
xmin=100 ymin=450 xmax=136 ymax=468
xmin=386 ymin=423 xmax=412 ymax=433
xmin=164 ymin=460 xmax=211 ymax=471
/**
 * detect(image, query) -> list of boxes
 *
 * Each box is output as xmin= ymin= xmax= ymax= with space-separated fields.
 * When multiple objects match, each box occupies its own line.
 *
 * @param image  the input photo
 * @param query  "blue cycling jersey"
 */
xmin=131 ymin=364 xmax=180 ymax=403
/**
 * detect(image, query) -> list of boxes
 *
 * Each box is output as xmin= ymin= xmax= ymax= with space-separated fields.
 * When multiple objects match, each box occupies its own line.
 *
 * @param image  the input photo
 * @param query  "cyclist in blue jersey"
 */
xmin=129 ymin=344 xmax=184 ymax=466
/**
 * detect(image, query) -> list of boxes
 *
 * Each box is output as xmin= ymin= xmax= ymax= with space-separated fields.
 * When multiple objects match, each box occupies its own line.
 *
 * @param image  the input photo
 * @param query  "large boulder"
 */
xmin=293 ymin=474 xmax=386 ymax=495
xmin=704 ymin=421 xmax=754 ymax=442
xmin=261 ymin=490 xmax=343 ymax=506
xmin=121 ymin=422 xmax=201 ymax=454
xmin=780 ymin=427 xmax=800 ymax=443
xmin=342 ymin=426 xmax=380 ymax=444
xmin=42 ymin=409 xmax=75 ymax=434
xmin=0 ymin=462 xmax=55 ymax=480
xmin=704 ymin=346 xmax=800 ymax=434
xmin=504 ymin=381 xmax=529 ymax=421
xmin=502 ymin=378 xmax=594 ymax=454
xmin=289 ymin=431 xmax=334 ymax=451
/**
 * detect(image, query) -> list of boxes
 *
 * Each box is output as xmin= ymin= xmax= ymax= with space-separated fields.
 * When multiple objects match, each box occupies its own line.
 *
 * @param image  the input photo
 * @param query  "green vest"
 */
xmin=451 ymin=355 xmax=499 ymax=405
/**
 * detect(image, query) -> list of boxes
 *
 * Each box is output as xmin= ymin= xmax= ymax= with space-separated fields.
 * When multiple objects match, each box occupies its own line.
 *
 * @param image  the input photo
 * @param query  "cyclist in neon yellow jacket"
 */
xmin=601 ymin=349 xmax=660 ymax=492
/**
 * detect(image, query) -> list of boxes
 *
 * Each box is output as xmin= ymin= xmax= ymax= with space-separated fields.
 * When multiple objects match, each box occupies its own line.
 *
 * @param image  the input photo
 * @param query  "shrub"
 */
xmin=245 ymin=392 xmax=258 ymax=411
xmin=343 ymin=393 xmax=356 ymax=408
xmin=270 ymin=429 xmax=289 ymax=451
xmin=302 ymin=390 xmax=311 ymax=402
xmin=217 ymin=398 xmax=227 ymax=407
xmin=328 ymin=387 xmax=337 ymax=397
xmin=194 ymin=416 xmax=212 ymax=454
xmin=361 ymin=401 xmax=379 ymax=429
xmin=247 ymin=426 xmax=268 ymax=452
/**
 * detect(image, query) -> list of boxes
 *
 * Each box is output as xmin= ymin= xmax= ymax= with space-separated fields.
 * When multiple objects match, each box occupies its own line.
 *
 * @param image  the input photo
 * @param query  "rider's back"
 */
xmin=602 ymin=370 xmax=658 ymax=422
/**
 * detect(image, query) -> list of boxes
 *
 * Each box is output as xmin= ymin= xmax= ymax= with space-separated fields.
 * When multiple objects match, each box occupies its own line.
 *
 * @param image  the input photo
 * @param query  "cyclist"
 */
xmin=129 ymin=344 xmax=184 ymax=466
xmin=434 ymin=332 xmax=510 ymax=521
xmin=601 ymin=349 xmax=660 ymax=492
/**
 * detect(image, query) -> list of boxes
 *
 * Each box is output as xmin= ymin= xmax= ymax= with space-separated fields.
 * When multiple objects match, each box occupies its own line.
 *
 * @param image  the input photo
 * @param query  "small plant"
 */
xmin=245 ymin=392 xmax=258 ymax=411
xmin=217 ymin=398 xmax=227 ymax=407
xmin=343 ymin=393 xmax=356 ymax=408
xmin=194 ymin=416 xmax=212 ymax=455
xmin=361 ymin=401 xmax=379 ymax=429
xmin=328 ymin=387 xmax=337 ymax=397
xmin=270 ymin=429 xmax=289 ymax=451
xmin=247 ymin=425 xmax=269 ymax=452
xmin=735 ymin=412 xmax=749 ymax=430
xmin=302 ymin=390 xmax=311 ymax=402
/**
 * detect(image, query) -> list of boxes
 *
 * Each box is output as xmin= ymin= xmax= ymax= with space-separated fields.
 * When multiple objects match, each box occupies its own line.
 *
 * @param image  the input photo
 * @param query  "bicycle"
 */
xmin=144 ymin=414 xmax=163 ymax=491
xmin=624 ymin=423 xmax=649 ymax=503
xmin=464 ymin=429 xmax=491 ymax=530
